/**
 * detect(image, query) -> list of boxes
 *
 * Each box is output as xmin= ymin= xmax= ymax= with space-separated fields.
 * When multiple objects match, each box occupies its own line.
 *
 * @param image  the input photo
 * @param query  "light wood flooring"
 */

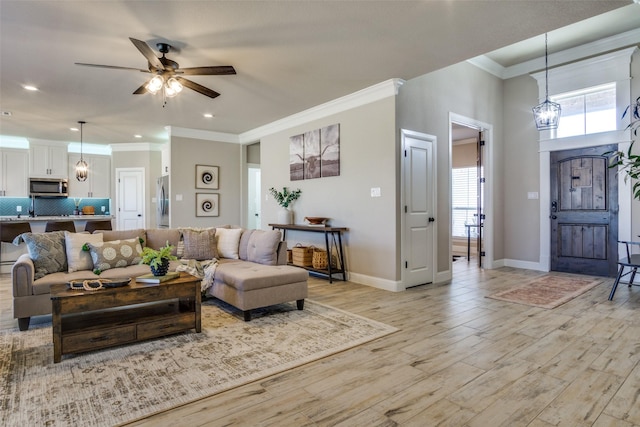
xmin=2 ymin=260 xmax=640 ymax=426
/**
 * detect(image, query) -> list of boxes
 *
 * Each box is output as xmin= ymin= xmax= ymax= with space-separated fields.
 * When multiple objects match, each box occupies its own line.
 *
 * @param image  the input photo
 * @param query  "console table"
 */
xmin=269 ymin=224 xmax=348 ymax=283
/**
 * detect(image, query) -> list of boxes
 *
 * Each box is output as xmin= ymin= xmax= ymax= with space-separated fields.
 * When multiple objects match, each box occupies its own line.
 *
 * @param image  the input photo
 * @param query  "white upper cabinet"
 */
xmin=30 ymin=141 xmax=68 ymax=178
xmin=68 ymin=154 xmax=111 ymax=198
xmin=0 ymin=148 xmax=29 ymax=196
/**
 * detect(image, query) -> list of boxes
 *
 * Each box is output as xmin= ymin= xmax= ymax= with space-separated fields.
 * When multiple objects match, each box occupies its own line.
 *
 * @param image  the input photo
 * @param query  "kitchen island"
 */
xmin=0 ymin=215 xmax=114 ymax=273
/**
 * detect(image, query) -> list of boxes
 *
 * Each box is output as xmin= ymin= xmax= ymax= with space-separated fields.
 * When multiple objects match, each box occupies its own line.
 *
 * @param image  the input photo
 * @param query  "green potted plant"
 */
xmin=269 ymin=187 xmax=301 ymax=224
xmin=608 ymin=96 xmax=640 ymax=198
xmin=140 ymin=241 xmax=178 ymax=276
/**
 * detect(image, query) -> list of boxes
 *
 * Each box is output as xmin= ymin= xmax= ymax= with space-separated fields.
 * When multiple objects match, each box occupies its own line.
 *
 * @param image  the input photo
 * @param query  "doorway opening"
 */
xmin=449 ymin=113 xmax=493 ymax=274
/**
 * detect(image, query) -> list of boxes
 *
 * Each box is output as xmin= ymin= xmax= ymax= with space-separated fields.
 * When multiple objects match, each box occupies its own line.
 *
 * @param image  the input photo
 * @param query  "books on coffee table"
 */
xmin=136 ymin=272 xmax=180 ymax=283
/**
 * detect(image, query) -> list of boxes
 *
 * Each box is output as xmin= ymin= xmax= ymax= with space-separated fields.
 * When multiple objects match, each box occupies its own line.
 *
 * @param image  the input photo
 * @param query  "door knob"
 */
xmin=428 ymin=217 xmax=435 ymax=222
xmin=550 ymin=215 xmax=557 ymax=219
xmin=137 ymin=214 xmax=142 ymax=217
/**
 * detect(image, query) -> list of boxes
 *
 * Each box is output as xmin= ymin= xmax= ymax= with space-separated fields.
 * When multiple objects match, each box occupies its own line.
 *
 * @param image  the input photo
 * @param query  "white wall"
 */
xmin=170 ymin=136 xmax=242 ymax=229
xmin=260 ymin=97 xmax=399 ymax=284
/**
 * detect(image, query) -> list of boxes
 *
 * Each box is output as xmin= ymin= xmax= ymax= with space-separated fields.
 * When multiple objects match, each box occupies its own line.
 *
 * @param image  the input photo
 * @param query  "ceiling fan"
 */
xmin=76 ymin=37 xmax=235 ymax=100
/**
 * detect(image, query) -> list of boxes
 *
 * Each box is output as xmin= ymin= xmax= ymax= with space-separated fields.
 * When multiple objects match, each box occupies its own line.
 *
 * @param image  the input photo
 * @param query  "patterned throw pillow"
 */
xmin=182 ymin=229 xmax=217 ymax=260
xmin=22 ymin=231 xmax=68 ymax=280
xmin=88 ymin=238 xmax=143 ymax=272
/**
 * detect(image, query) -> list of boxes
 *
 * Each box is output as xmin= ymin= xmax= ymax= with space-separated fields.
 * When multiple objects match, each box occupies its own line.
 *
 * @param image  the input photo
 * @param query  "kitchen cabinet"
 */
xmin=0 ymin=148 xmax=29 ymax=196
xmin=68 ymin=154 xmax=111 ymax=198
xmin=30 ymin=142 xmax=68 ymax=178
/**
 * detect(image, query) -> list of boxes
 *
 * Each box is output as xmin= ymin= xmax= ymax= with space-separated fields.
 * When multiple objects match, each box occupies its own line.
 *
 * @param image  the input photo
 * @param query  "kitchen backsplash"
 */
xmin=0 ymin=197 xmax=111 ymax=217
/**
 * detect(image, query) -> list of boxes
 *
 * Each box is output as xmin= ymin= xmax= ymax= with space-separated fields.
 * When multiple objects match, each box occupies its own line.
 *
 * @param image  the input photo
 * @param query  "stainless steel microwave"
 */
xmin=29 ymin=178 xmax=68 ymax=197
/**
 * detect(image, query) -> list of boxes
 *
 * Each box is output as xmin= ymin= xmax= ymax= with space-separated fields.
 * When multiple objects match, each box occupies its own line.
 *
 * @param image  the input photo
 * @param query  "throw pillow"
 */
xmin=22 ymin=231 xmax=67 ymax=280
xmin=65 ymin=231 xmax=104 ymax=272
xmin=238 ymin=229 xmax=255 ymax=260
xmin=215 ymin=227 xmax=243 ymax=259
xmin=247 ymin=230 xmax=282 ymax=265
xmin=88 ymin=238 xmax=143 ymax=272
xmin=182 ymin=229 xmax=217 ymax=260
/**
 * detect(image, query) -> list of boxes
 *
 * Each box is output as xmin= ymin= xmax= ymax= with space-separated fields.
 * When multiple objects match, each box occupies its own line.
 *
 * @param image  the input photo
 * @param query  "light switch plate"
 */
xmin=371 ymin=187 xmax=381 ymax=197
xmin=176 ymin=194 xmax=183 ymax=201
xmin=527 ymin=192 xmax=539 ymax=200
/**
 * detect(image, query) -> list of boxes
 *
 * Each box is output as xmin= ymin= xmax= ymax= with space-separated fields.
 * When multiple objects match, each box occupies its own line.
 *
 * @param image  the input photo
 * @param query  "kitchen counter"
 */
xmin=0 ymin=215 xmax=114 ymax=222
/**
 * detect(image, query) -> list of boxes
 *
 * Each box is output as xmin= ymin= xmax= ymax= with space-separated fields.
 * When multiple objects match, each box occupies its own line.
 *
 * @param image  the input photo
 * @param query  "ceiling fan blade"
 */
xmin=133 ymin=83 xmax=148 ymax=95
xmin=175 ymin=77 xmax=220 ymax=99
xmin=129 ymin=37 xmax=164 ymax=70
xmin=178 ymin=66 xmax=236 ymax=76
xmin=75 ymin=63 xmax=150 ymax=73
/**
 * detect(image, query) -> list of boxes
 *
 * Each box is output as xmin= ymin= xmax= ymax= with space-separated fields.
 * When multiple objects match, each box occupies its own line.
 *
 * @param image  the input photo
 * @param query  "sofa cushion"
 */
xmin=65 ymin=231 xmax=104 ymax=272
xmin=88 ymin=238 xmax=143 ymax=272
xmin=98 ymin=229 xmax=146 ymax=245
xmin=182 ymin=228 xmax=217 ymax=260
xmin=238 ymin=229 xmax=254 ymax=260
xmin=247 ymin=230 xmax=282 ymax=266
xmin=22 ymin=231 xmax=67 ymax=280
xmin=146 ymin=228 xmax=180 ymax=256
xmin=215 ymin=262 xmax=308 ymax=292
xmin=216 ymin=228 xmax=243 ymax=259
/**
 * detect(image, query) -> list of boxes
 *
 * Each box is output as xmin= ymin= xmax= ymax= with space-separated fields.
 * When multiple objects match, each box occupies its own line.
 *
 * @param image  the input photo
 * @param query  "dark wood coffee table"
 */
xmin=50 ymin=272 xmax=201 ymax=363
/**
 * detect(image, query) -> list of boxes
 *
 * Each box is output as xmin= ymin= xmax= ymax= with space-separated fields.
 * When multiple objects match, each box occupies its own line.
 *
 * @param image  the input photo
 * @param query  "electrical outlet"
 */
xmin=176 ymin=194 xmax=183 ymax=201
xmin=16 ymin=206 xmax=22 ymax=212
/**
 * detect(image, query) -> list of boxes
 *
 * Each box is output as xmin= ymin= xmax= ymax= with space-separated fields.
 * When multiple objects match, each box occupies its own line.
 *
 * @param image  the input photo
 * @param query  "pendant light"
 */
xmin=532 ymin=33 xmax=561 ymax=131
xmin=75 ymin=121 xmax=88 ymax=182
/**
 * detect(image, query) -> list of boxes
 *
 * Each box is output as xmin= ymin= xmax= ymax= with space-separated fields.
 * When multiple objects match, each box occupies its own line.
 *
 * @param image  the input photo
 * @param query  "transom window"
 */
xmin=550 ymin=83 xmax=616 ymax=138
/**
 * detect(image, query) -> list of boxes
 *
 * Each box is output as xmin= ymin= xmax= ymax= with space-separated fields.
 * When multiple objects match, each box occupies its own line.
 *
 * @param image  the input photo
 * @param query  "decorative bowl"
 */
xmin=304 ymin=217 xmax=328 ymax=225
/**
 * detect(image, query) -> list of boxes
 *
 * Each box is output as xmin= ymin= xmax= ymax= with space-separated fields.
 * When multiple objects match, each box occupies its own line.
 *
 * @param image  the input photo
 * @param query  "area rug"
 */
xmin=0 ymin=299 xmax=397 ymax=427
xmin=486 ymin=275 xmax=603 ymax=309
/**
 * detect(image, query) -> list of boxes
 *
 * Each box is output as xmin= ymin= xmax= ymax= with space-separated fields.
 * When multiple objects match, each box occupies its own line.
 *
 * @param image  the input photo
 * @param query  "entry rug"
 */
xmin=0 ymin=300 xmax=397 ymax=427
xmin=487 ymin=274 xmax=603 ymax=309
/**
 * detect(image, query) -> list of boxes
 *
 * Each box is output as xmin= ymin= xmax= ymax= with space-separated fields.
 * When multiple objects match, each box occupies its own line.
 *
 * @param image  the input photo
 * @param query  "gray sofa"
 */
xmin=12 ymin=227 xmax=308 ymax=330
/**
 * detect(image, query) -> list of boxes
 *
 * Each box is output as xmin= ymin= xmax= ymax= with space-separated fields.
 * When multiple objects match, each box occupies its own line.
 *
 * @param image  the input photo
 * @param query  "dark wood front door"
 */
xmin=550 ymin=145 xmax=618 ymax=277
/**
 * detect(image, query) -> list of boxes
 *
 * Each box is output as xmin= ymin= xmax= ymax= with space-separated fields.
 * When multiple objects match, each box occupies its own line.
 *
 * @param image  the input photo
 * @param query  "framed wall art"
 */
xmin=196 ymin=193 xmax=219 ymax=217
xmin=196 ymin=165 xmax=219 ymax=189
xmin=289 ymin=123 xmax=340 ymax=181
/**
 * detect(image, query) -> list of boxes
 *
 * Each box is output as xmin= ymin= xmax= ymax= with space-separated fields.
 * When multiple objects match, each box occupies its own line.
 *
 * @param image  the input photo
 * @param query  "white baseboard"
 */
xmin=347 ymin=272 xmax=404 ymax=292
xmin=502 ymin=258 xmax=547 ymax=272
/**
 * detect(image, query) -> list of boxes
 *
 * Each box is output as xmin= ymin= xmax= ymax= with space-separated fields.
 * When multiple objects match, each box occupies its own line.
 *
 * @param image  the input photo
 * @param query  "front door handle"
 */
xmin=550 ymin=215 xmax=557 ymax=220
xmin=428 ymin=217 xmax=435 ymax=222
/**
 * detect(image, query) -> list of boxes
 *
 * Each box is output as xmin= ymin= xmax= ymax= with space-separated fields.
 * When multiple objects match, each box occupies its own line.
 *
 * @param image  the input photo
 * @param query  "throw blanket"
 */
xmin=176 ymin=258 xmax=218 ymax=292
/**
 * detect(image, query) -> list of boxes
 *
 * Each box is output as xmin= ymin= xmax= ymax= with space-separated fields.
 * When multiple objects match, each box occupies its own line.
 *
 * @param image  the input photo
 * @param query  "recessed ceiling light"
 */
xmin=203 ymin=113 xmax=214 ymax=118
xmin=70 ymin=127 xmax=79 ymax=132
xmin=134 ymin=134 xmax=142 ymax=138
xmin=1 ymin=111 xmax=12 ymax=117
xmin=22 ymin=85 xmax=38 ymax=91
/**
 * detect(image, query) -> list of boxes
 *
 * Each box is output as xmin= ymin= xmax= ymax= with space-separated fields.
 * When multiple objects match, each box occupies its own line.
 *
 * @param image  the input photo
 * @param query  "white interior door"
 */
xmin=247 ymin=166 xmax=261 ymax=230
xmin=116 ymin=168 xmax=145 ymax=230
xmin=402 ymin=129 xmax=436 ymax=288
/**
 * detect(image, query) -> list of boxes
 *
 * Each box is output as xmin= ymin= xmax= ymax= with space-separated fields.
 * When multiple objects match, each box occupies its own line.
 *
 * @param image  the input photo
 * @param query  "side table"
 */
xmin=269 ymin=224 xmax=347 ymax=283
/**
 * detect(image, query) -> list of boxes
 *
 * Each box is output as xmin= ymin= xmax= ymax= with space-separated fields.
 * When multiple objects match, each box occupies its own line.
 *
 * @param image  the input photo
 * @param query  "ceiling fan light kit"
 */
xmin=76 ymin=37 xmax=235 ymax=106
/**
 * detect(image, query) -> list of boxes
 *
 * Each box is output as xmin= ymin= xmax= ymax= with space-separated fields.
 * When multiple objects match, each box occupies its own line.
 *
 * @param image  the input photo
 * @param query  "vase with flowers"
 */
xmin=269 ymin=187 xmax=301 ymax=224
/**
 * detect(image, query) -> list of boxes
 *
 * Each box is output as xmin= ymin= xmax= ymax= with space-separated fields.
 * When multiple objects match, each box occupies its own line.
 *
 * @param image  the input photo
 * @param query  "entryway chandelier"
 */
xmin=532 ymin=33 xmax=561 ymax=131
xmin=75 ymin=121 xmax=88 ymax=182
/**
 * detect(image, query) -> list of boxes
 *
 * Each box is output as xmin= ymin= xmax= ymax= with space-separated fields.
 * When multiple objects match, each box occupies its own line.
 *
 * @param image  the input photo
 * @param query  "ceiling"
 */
xmin=1 ymin=1 xmax=639 ymax=147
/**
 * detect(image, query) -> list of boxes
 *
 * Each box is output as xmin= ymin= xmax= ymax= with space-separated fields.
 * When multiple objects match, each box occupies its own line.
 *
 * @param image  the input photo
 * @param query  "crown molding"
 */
xmin=109 ymin=142 xmax=163 ymax=152
xmin=238 ymin=78 xmax=404 ymax=144
xmin=168 ymin=79 xmax=403 ymax=145
xmin=469 ymin=27 xmax=640 ymax=80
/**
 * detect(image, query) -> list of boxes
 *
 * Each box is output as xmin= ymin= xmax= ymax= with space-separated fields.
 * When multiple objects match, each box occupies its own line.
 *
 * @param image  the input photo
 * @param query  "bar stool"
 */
xmin=45 ymin=221 xmax=76 ymax=233
xmin=84 ymin=220 xmax=113 ymax=233
xmin=0 ymin=221 xmax=32 ymax=243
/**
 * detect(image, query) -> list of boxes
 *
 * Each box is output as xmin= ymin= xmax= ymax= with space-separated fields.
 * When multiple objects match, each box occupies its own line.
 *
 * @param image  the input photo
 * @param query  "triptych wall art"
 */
xmin=195 ymin=164 xmax=219 ymax=217
xmin=289 ymin=123 xmax=340 ymax=181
